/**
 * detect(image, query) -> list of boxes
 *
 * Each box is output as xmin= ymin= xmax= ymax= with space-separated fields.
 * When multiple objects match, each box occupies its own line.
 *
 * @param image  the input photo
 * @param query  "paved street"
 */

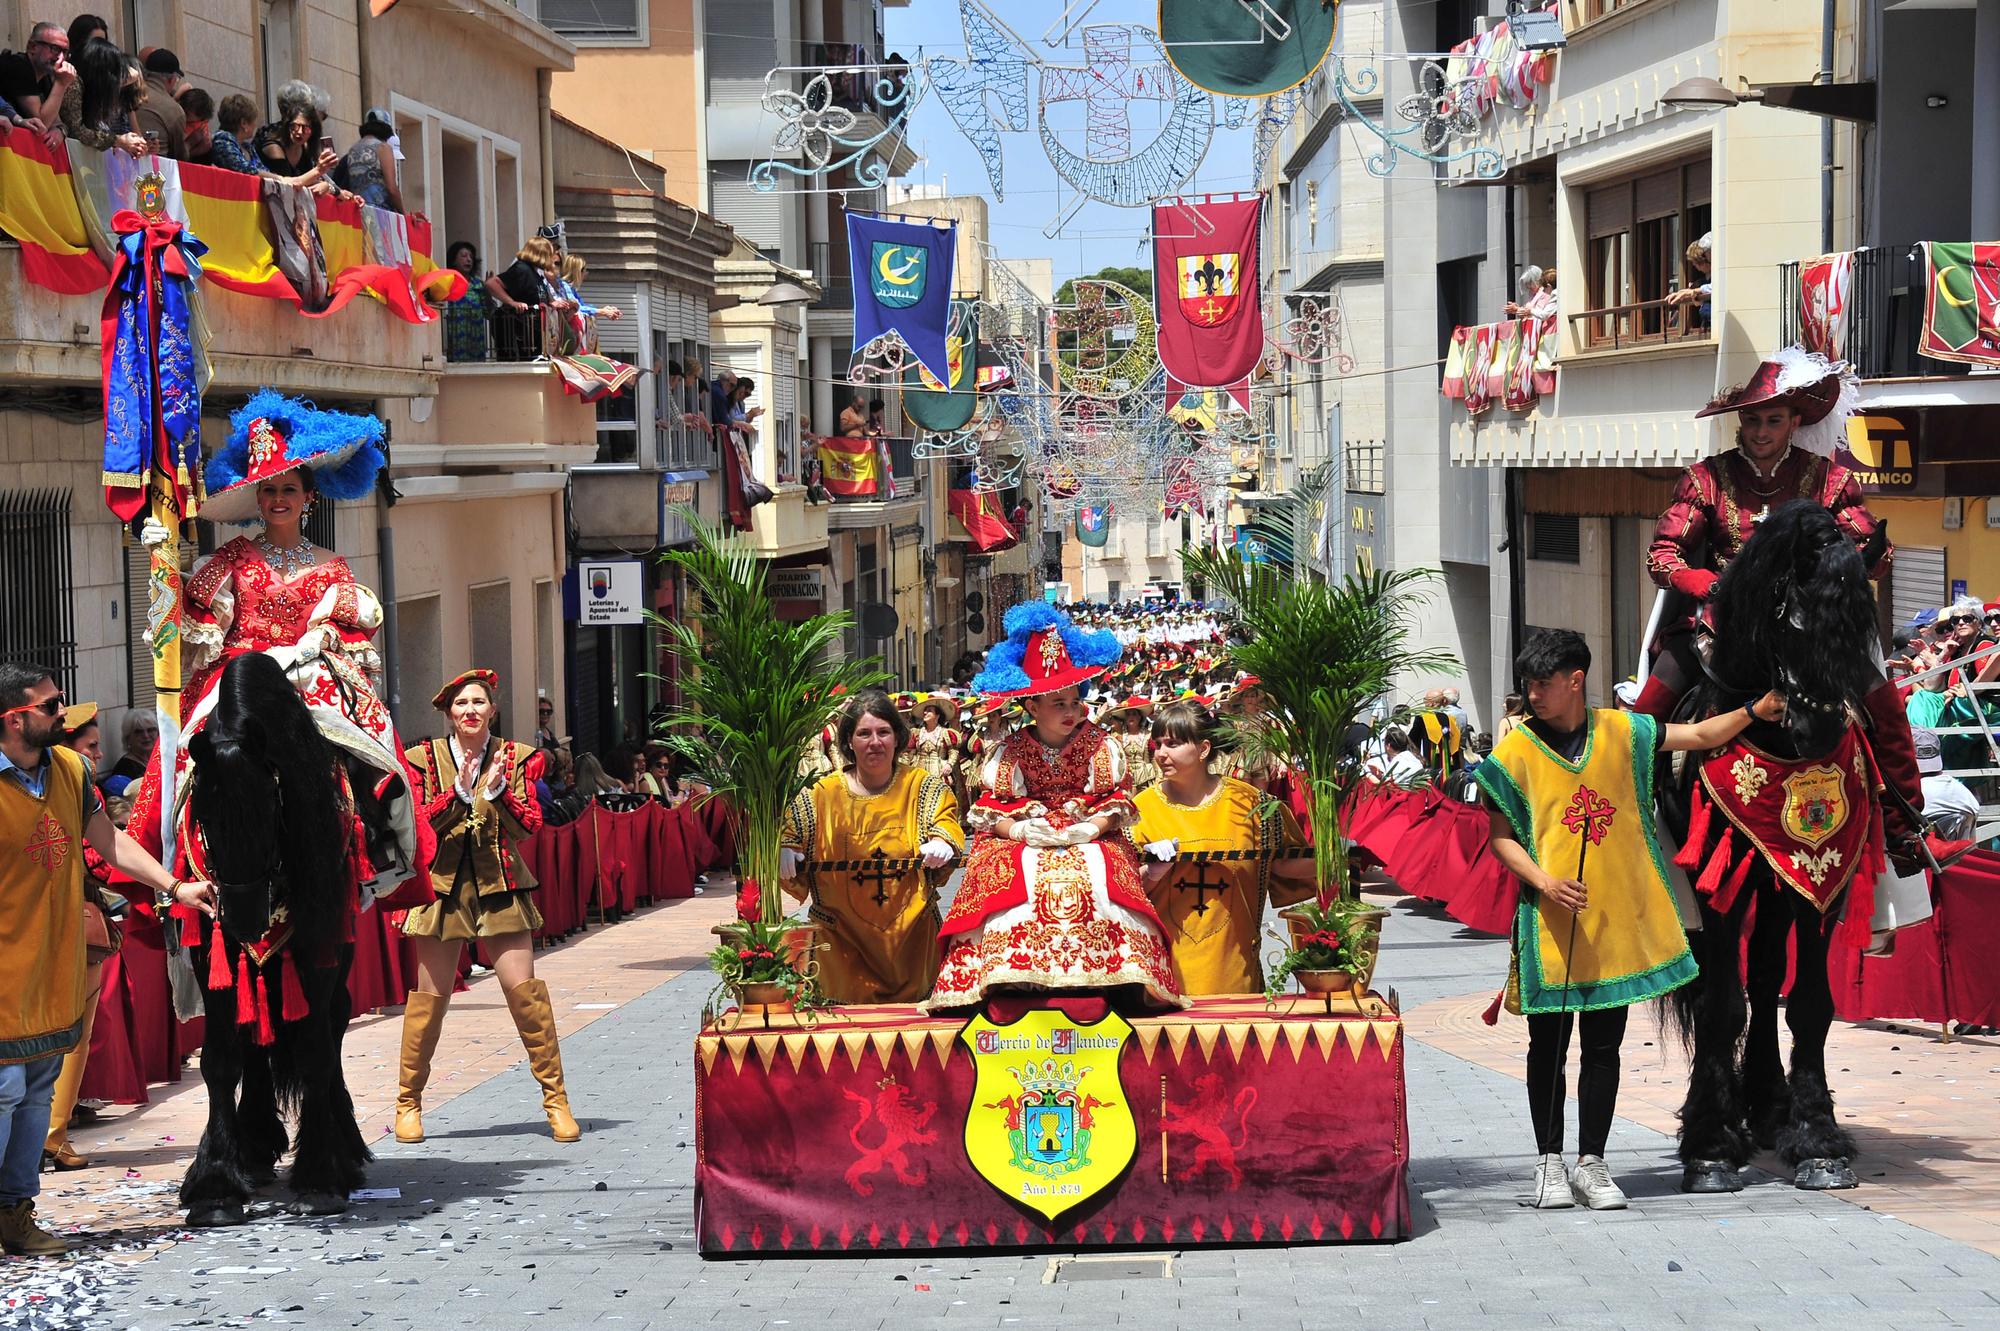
xmin=13 ymin=888 xmax=2000 ymax=1330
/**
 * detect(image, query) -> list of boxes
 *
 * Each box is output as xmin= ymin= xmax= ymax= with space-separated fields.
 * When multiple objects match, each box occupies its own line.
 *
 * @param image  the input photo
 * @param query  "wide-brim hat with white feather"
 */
xmin=1694 ymin=345 xmax=1860 ymax=457
xmin=201 ymin=390 xmax=389 ymax=525
xmin=971 ymin=601 xmax=1123 ymax=701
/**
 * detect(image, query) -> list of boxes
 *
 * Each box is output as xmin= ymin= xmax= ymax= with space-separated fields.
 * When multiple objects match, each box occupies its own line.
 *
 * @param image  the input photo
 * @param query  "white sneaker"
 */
xmin=1569 ymin=1155 xmax=1628 ymax=1210
xmin=1530 ymin=1153 xmax=1574 ymax=1208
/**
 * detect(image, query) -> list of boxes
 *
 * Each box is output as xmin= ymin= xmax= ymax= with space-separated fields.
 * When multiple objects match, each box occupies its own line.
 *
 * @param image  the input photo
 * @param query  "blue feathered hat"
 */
xmin=201 ymin=390 xmax=388 ymax=526
xmin=971 ymin=600 xmax=1123 ymax=699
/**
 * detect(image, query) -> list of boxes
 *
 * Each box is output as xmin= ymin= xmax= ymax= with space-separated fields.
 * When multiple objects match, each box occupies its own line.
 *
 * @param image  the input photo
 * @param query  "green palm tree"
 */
xmin=1181 ymin=547 xmax=1456 ymax=902
xmin=653 ymin=510 xmax=890 ymax=924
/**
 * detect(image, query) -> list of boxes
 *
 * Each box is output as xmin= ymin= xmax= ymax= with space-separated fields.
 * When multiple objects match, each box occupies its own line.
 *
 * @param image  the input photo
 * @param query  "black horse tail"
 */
xmin=188 ymin=653 xmax=352 ymax=953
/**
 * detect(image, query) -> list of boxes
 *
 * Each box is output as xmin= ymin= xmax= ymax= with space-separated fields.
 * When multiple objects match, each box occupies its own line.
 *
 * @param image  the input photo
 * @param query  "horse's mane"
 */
xmin=187 ymin=653 xmax=351 ymax=947
xmin=1707 ymin=498 xmax=1879 ymax=754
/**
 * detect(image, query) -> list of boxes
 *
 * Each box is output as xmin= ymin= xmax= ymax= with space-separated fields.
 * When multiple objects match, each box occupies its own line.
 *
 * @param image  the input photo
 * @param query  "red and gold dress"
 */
xmin=923 ymin=721 xmax=1184 ymax=1011
xmin=126 ymin=535 xmax=425 ymax=1012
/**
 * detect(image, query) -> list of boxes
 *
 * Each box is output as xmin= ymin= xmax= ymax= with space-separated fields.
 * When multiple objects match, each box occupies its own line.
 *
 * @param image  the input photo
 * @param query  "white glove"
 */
xmin=139 ymin=517 xmax=173 ymax=547
xmin=919 ymin=839 xmax=956 ymax=869
xmin=1005 ymin=818 xmax=1035 ymax=843
xmin=1144 ymin=838 xmax=1179 ymax=863
xmin=780 ymin=848 xmax=804 ymax=880
xmin=1017 ymin=819 xmax=1080 ymax=849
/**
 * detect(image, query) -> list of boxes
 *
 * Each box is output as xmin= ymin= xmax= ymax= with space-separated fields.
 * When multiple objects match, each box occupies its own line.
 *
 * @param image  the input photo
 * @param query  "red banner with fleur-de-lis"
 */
xmin=1152 ymin=196 xmax=1265 ymax=389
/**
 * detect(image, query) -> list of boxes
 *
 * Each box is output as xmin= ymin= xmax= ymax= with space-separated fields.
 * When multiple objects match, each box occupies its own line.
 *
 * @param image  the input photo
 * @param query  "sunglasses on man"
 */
xmin=2 ymin=692 xmax=65 ymax=718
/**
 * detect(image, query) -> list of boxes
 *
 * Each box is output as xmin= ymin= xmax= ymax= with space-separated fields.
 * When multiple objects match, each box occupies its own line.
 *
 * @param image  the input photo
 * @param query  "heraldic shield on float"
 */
xmin=959 ymin=1008 xmax=1137 ymax=1222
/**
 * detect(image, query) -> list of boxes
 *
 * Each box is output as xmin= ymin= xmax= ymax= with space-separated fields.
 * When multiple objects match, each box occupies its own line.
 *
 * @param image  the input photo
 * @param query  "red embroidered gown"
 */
xmin=923 ymin=721 xmax=1184 ymax=1011
xmin=125 ymin=536 xmax=416 ymax=1018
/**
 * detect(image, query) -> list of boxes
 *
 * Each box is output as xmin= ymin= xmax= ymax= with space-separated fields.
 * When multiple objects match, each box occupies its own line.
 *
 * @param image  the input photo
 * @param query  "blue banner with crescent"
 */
xmin=848 ymin=212 xmax=957 ymax=386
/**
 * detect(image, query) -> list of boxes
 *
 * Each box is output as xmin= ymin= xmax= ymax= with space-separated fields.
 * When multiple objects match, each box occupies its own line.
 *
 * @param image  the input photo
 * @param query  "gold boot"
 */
xmin=503 ymin=978 xmax=581 ymax=1142
xmin=393 ymin=990 xmax=450 ymax=1144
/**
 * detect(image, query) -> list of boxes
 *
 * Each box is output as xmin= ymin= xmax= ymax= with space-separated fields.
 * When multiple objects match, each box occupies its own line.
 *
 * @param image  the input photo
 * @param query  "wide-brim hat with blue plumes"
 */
xmin=201 ymin=390 xmax=388 ymax=526
xmin=971 ymin=601 xmax=1123 ymax=700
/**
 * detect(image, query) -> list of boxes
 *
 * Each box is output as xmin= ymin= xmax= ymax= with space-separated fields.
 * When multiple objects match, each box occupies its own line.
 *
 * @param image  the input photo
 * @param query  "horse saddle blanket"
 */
xmin=1696 ymin=728 xmax=1879 ymax=913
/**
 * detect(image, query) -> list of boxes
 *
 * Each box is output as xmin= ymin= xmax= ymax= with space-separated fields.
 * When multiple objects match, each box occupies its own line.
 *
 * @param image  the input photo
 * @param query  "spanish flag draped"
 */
xmin=817 ymin=434 xmax=883 ymax=498
xmin=1 ymin=126 xmax=465 ymax=322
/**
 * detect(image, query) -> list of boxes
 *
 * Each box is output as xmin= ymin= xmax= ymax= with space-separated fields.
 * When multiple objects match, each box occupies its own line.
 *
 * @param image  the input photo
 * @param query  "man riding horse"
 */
xmin=1635 ymin=345 xmax=1970 ymax=871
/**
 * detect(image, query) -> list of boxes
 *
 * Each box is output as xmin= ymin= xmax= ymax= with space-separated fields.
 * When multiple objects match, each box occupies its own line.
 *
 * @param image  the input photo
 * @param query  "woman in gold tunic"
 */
xmin=781 ymin=691 xmax=963 ymax=1004
xmin=1128 ymin=701 xmax=1315 ymax=995
xmin=393 ymin=669 xmax=580 ymax=1145
xmin=1105 ymin=695 xmax=1160 ymax=792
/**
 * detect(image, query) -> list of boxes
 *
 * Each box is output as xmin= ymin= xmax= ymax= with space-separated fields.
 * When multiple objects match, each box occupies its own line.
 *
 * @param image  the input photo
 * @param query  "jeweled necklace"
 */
xmin=256 ymin=534 xmax=317 ymax=580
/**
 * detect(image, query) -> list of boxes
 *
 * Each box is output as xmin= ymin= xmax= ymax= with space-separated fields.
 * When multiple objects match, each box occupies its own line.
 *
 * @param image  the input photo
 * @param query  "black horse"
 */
xmin=1664 ymin=499 xmax=1890 ymax=1194
xmin=178 ymin=652 xmax=373 ymax=1225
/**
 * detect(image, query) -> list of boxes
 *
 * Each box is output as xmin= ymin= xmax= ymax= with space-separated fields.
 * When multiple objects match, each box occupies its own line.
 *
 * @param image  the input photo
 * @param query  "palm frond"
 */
xmin=652 ymin=508 xmax=890 ymax=920
xmin=1183 ymin=546 xmax=1457 ymax=900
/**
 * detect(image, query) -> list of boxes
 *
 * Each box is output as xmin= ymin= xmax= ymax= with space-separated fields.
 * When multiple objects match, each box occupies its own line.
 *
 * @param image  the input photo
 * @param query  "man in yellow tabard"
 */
xmin=1476 ymin=630 xmax=1783 ymax=1214
xmin=0 ymin=664 xmax=211 ymax=1256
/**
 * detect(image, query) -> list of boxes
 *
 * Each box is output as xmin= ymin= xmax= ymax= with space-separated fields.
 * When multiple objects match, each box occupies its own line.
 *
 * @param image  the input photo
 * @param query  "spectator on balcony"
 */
xmin=255 ymin=79 xmax=326 ymax=176
xmin=555 ymin=254 xmax=621 ymax=322
xmin=838 ymin=391 xmax=869 ymax=438
xmin=331 ymin=106 xmax=403 ymax=211
xmin=58 ymin=39 xmax=144 ymax=157
xmin=207 ymin=92 xmax=333 ymax=186
xmin=129 ymin=47 xmax=186 ymax=158
xmin=0 ymin=20 xmax=77 ymax=142
xmin=709 ymin=367 xmax=738 ymax=426
xmin=729 ymin=377 xmax=765 ymax=437
xmin=1666 ymin=232 xmax=1712 ymax=328
xmin=439 ymin=240 xmax=490 ymax=363
xmin=175 ymin=84 xmax=212 ymax=163
xmin=867 ymin=397 xmax=887 ymax=435
xmin=486 ymin=234 xmax=562 ymax=361
xmin=66 ymin=14 xmax=108 ymax=51
xmin=1505 ymin=265 xmax=1557 ymax=320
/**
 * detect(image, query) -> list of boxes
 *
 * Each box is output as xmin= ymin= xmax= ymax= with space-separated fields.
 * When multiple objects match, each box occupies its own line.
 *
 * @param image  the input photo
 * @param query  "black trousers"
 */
xmin=1525 ymin=1006 xmax=1629 ymax=1159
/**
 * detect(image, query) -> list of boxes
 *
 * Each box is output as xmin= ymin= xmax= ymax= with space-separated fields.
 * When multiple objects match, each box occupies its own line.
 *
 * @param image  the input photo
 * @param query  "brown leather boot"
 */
xmin=393 ymin=991 xmax=450 ymax=1144
xmin=0 ymin=1199 xmax=66 ymax=1257
xmin=503 ymin=978 xmax=581 ymax=1142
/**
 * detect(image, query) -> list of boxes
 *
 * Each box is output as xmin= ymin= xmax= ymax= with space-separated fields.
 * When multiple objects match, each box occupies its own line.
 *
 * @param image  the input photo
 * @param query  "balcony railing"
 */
xmin=808 ymin=240 xmax=853 ymax=311
xmin=1568 ymin=295 xmax=1711 ymax=352
xmin=1777 ymin=245 xmax=1971 ymax=380
xmin=449 ymin=303 xmax=590 ymax=364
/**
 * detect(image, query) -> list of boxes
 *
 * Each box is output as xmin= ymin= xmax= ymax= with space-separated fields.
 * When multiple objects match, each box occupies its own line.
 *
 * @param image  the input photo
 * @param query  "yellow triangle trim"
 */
xmin=1192 ymin=1023 xmax=1222 ymax=1064
xmin=870 ymin=1030 xmax=900 ymax=1071
xmin=1248 ymin=1021 xmax=1281 ymax=1063
xmin=1279 ymin=1021 xmax=1311 ymax=1062
xmin=840 ymin=1031 xmax=870 ymax=1071
xmin=1373 ymin=1020 xmax=1401 ymax=1059
xmin=751 ymin=1033 xmax=783 ymax=1070
xmin=723 ymin=1036 xmax=751 ymax=1074
xmin=899 ymin=1029 xmax=930 ymax=1068
xmin=1221 ymin=1022 xmax=1252 ymax=1064
xmin=1308 ymin=1021 xmax=1342 ymax=1061
xmin=697 ymin=1036 xmax=720 ymax=1075
xmin=929 ymin=1027 xmax=957 ymax=1066
xmin=781 ymin=1033 xmax=811 ymax=1073
xmin=1134 ymin=1023 xmax=1165 ymax=1062
xmin=810 ymin=1031 xmax=843 ymax=1071
xmin=1163 ymin=1023 xmax=1193 ymax=1064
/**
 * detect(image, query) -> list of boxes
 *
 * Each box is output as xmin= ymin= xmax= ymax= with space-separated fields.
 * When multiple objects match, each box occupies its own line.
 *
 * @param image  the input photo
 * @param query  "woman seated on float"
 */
xmin=781 ymin=690 xmax=962 ymax=1005
xmin=1128 ymin=700 xmax=1315 ymax=996
xmin=922 ymin=602 xmax=1185 ymax=1013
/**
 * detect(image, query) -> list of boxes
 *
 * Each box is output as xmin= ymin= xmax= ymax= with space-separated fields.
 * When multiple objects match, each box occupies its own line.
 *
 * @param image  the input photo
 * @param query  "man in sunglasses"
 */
xmin=0 ymin=664 xmax=211 ymax=1256
xmin=0 ymin=21 xmax=76 ymax=148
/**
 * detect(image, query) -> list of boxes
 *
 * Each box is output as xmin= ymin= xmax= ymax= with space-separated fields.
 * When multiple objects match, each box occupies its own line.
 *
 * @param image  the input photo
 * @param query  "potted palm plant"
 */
xmin=654 ymin=509 xmax=890 ymax=1015
xmin=1182 ymin=546 xmax=1455 ymax=994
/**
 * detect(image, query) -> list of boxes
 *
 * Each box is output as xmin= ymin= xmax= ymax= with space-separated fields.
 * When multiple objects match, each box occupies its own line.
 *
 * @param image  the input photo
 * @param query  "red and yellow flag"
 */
xmin=817 ymin=435 xmax=882 ymax=497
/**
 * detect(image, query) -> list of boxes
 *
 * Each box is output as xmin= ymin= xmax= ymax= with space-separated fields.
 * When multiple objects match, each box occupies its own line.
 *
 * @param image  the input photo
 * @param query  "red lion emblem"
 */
xmin=1163 ymin=1071 xmax=1258 ymax=1189
xmin=842 ymin=1079 xmax=940 ymax=1197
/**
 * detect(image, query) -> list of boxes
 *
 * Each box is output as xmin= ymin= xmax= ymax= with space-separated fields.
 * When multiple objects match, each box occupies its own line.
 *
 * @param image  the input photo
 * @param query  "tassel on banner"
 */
xmin=1480 ymin=987 xmax=1505 ymax=1025
xmin=1675 ymin=785 xmax=1711 ymax=871
xmin=280 ymin=956 xmax=310 ymax=1024
xmin=208 ymin=921 xmax=232 ymax=989
xmin=1696 ymin=826 xmax=1734 ymax=900
xmin=235 ymin=952 xmax=256 ymax=1022
xmin=254 ymin=973 xmax=276 ymax=1046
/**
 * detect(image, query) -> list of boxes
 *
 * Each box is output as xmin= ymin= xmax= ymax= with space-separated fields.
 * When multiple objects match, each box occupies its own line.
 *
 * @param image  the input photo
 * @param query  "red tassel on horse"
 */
xmin=1696 ymin=826 xmax=1734 ymax=899
xmin=235 ymin=953 xmax=256 ymax=1025
xmin=1711 ymin=842 xmax=1754 ymax=915
xmin=208 ymin=919 xmax=232 ymax=989
xmin=280 ymin=956 xmax=310 ymax=1023
xmin=1675 ymin=785 xmax=1710 ymax=871
xmin=254 ymin=972 xmax=276 ymax=1046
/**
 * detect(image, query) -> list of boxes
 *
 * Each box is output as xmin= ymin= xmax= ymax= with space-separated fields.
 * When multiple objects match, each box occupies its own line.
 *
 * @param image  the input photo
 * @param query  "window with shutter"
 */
xmin=1574 ymin=155 xmax=1711 ymax=349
